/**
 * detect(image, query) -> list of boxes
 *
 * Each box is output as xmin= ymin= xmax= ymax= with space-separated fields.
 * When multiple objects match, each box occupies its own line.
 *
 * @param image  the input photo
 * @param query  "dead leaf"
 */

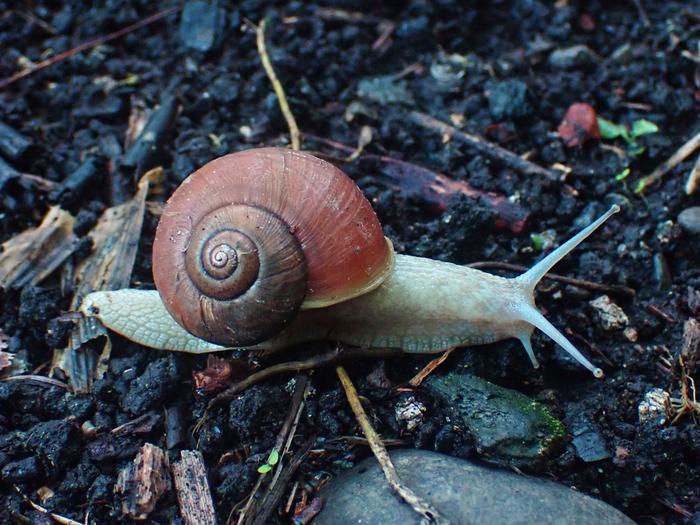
xmin=53 ymin=168 xmax=162 ymax=391
xmin=0 ymin=206 xmax=78 ymax=289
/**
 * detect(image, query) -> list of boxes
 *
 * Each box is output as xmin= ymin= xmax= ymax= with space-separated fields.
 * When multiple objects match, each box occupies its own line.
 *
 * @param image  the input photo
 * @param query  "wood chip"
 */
xmin=172 ymin=450 xmax=217 ymax=525
xmin=681 ymin=318 xmax=700 ymax=369
xmin=115 ymin=443 xmax=171 ymax=520
xmin=0 ymin=206 xmax=78 ymax=289
xmin=52 ymin=168 xmax=162 ymax=391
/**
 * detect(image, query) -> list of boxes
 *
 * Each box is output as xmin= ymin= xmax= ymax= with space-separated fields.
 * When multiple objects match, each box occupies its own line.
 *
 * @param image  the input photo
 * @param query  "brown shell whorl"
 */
xmin=153 ymin=147 xmax=393 ymax=347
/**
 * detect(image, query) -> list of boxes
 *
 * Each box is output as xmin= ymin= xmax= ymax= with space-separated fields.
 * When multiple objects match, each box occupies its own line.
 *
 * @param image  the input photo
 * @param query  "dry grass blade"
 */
xmin=409 ymin=347 xmax=456 ymax=387
xmin=467 ymin=261 xmax=636 ymax=298
xmin=336 ymin=366 xmax=451 ymax=525
xmin=0 ymin=6 xmax=180 ymax=89
xmin=636 ymin=129 xmax=700 ymax=193
xmin=0 ymin=206 xmax=78 ymax=290
xmin=256 ymin=18 xmax=301 ymax=151
xmin=685 ymin=154 xmax=700 ymax=195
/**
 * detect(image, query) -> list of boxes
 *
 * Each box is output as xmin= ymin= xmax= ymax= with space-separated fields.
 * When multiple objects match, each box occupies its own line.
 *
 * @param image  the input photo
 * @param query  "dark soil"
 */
xmin=2 ymin=1 xmax=700 ymax=524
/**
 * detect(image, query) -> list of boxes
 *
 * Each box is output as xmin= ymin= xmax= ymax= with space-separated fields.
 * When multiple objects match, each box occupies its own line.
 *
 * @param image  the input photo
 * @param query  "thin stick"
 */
xmin=632 ymin=0 xmax=651 ymax=27
xmin=0 ymin=6 xmax=180 ymax=90
xmin=466 ymin=261 xmax=636 ymax=298
xmin=1 ymin=374 xmax=69 ymax=389
xmin=409 ymin=111 xmax=561 ymax=181
xmin=336 ymin=366 xmax=451 ymax=525
xmin=409 ymin=347 xmax=456 ymax=387
xmin=236 ymin=377 xmax=308 ymax=525
xmin=256 ymin=18 xmax=301 ymax=151
xmin=207 ymin=347 xmax=402 ymax=411
xmin=635 ymin=129 xmax=700 ymax=193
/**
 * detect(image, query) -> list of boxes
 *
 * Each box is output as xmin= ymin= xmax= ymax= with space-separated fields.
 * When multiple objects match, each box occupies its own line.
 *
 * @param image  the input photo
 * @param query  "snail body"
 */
xmin=81 ymin=148 xmax=619 ymax=378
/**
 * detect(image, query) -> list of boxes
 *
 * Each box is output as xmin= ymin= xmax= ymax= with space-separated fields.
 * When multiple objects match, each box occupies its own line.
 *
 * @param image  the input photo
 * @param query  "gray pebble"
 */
xmin=487 ymin=79 xmax=532 ymax=121
xmin=548 ymin=45 xmax=599 ymax=69
xmin=316 ymin=449 xmax=635 ymax=525
xmin=678 ymin=207 xmax=700 ymax=235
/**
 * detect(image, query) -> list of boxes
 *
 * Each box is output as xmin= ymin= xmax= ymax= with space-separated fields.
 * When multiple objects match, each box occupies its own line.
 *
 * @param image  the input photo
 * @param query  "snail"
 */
xmin=81 ymin=147 xmax=620 ymax=378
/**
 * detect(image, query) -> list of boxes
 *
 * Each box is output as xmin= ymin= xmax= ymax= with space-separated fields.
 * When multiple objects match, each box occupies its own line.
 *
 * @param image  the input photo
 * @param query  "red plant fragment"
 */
xmin=557 ymin=102 xmax=601 ymax=148
xmin=578 ymin=13 xmax=595 ymax=31
xmin=379 ymin=162 xmax=528 ymax=234
xmin=193 ymin=355 xmax=234 ymax=394
xmin=193 ymin=355 xmax=253 ymax=395
xmin=293 ymin=497 xmax=324 ymax=525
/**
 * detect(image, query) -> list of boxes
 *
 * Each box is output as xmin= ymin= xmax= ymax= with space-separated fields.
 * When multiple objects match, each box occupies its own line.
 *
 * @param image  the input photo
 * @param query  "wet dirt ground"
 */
xmin=1 ymin=1 xmax=700 ymax=523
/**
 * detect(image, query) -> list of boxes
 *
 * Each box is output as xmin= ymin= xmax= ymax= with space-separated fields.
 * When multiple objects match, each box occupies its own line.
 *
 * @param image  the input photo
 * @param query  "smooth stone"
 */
xmin=548 ymin=44 xmax=599 ymax=69
xmin=316 ymin=450 xmax=634 ymax=525
xmin=487 ymin=79 xmax=532 ymax=121
xmin=178 ymin=1 xmax=227 ymax=53
xmin=425 ymin=372 xmax=565 ymax=468
xmin=678 ymin=207 xmax=700 ymax=235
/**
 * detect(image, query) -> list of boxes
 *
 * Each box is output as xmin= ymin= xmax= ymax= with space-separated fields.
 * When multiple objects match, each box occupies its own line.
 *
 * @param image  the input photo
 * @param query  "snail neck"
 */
xmin=289 ymin=254 xmax=531 ymax=352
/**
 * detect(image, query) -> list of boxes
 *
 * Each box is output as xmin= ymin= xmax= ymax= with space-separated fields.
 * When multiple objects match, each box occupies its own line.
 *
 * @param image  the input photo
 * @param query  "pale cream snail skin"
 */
xmin=80 ymin=148 xmax=620 ymax=379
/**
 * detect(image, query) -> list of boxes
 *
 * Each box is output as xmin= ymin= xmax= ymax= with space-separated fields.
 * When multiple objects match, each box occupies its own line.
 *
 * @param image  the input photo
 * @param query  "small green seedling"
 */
xmin=614 ymin=167 xmax=630 ymax=181
xmin=530 ymin=233 xmax=545 ymax=252
xmin=257 ymin=449 xmax=280 ymax=474
xmin=597 ymin=116 xmax=659 ymax=156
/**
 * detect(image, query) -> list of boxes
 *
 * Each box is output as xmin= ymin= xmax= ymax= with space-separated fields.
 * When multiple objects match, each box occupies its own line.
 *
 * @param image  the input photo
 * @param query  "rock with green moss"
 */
xmin=425 ymin=372 xmax=566 ymax=468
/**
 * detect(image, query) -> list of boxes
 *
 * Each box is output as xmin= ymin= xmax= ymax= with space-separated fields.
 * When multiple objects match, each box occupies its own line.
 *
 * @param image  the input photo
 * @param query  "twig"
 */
xmin=466 ymin=261 xmax=636 ymax=298
xmin=0 ymin=6 xmax=180 ymax=90
xmin=324 ymin=435 xmax=407 ymax=448
xmin=12 ymin=9 xmax=58 ymax=35
xmin=408 ymin=348 xmax=456 ymax=387
xmin=315 ymin=7 xmax=388 ymax=24
xmin=409 ymin=111 xmax=561 ymax=181
xmin=632 ymin=0 xmax=651 ymax=27
xmin=251 ymin=440 xmax=314 ymax=525
xmin=236 ymin=377 xmax=309 ymax=525
xmin=1 ymin=374 xmax=69 ymax=389
xmin=336 ymin=366 xmax=451 ymax=525
xmin=249 ymin=379 xmax=310 ymax=525
xmin=13 ymin=486 xmax=84 ymax=525
xmin=256 ymin=18 xmax=301 ymax=151
xmin=305 ymin=133 xmax=529 ymax=233
xmin=686 ymin=154 xmax=700 ymax=195
xmin=635 ymin=129 xmax=700 ymax=193
xmin=207 ymin=347 xmax=402 ymax=411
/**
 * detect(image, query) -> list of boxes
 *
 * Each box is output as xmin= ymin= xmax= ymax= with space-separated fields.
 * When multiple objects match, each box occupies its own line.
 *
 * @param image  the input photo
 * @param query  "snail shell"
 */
xmin=152 ymin=147 xmax=394 ymax=346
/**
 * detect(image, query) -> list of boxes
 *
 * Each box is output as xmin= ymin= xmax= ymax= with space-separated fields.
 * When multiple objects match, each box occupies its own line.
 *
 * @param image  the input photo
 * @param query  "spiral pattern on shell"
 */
xmin=153 ymin=148 xmax=393 ymax=346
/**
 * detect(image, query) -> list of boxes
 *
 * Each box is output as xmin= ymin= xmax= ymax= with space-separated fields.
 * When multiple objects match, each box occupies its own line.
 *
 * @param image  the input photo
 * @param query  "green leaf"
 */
xmin=530 ymin=233 xmax=545 ymax=252
xmin=633 ymin=179 xmax=647 ymax=194
xmin=597 ymin=117 xmax=625 ymax=140
xmin=631 ymin=119 xmax=658 ymax=138
xmin=628 ymin=144 xmax=646 ymax=156
xmin=614 ymin=168 xmax=630 ymax=181
xmin=267 ymin=449 xmax=280 ymax=466
xmin=257 ymin=464 xmax=272 ymax=474
xmin=620 ymin=128 xmax=634 ymax=145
